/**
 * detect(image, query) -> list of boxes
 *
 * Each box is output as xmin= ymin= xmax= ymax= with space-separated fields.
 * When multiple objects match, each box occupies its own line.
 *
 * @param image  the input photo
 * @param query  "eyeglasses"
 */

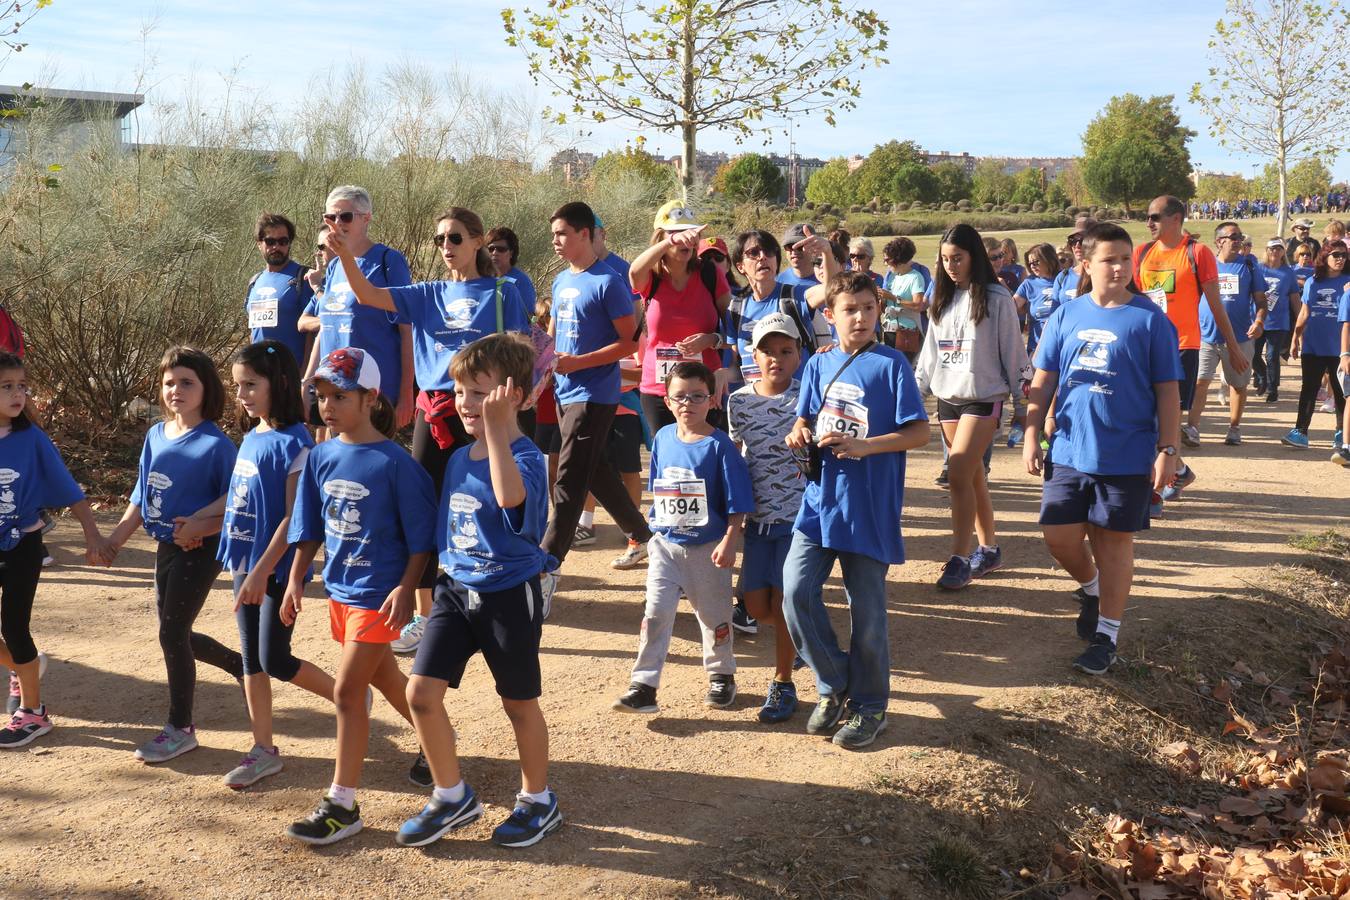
xmin=1067 ymin=236 xmax=1083 ymax=246
xmin=322 ymin=211 xmax=359 ymax=224
xmin=1146 ymin=213 xmax=1168 ymax=223
xmin=261 ymin=236 xmax=291 ymax=247
xmin=848 ymin=252 xmax=869 ymax=260
xmin=668 ymin=392 xmax=711 ymax=405
xmin=785 ymin=242 xmax=803 ymax=253
xmin=433 ymin=232 xmax=467 ymax=247
xmin=742 ymin=247 xmax=770 ymax=259
xmin=1218 ymin=233 xmax=1245 ymax=243
xmin=704 ymin=251 xmax=726 ymax=263
xmin=316 ymin=245 xmax=327 ymax=253
xmin=486 ymin=243 xmax=510 ymax=254
xmin=1330 ymin=252 xmax=1348 ymax=260
xmin=989 ymin=252 xmax=1005 ymax=261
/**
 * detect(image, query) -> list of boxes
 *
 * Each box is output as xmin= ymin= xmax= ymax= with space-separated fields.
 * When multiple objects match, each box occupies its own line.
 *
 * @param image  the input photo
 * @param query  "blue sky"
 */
xmin=5 ymin=0 xmax=1345 ymax=182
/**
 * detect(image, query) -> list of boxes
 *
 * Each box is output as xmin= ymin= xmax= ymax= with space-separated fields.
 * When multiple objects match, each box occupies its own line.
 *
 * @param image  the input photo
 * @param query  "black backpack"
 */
xmin=727 ymin=283 xmax=822 ymax=362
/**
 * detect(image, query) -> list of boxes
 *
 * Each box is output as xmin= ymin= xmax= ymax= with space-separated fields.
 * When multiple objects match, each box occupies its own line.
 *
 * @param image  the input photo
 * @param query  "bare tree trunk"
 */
xmin=1276 ymin=117 xmax=1288 ymax=237
xmin=680 ymin=10 xmax=695 ymax=199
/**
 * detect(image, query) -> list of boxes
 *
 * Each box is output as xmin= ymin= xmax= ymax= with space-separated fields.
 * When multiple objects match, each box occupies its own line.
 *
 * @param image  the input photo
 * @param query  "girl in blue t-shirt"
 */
xmin=107 ymin=347 xmax=244 ymax=765
xmin=1017 ymin=244 xmax=1063 ymax=357
xmin=0 ymin=352 xmax=111 ymax=749
xmin=281 ymin=346 xmax=437 ymax=845
xmin=215 ymin=341 xmax=336 ymax=789
xmin=1284 ymin=244 xmax=1350 ymax=448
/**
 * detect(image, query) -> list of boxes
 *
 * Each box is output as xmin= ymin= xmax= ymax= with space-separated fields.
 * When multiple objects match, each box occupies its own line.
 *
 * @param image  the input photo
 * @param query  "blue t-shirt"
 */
xmin=437 ymin=436 xmax=557 ymax=591
xmin=647 ymin=425 xmax=754 ymax=546
xmin=217 ymin=422 xmax=314 ymax=582
xmin=288 ymin=438 xmax=437 ymax=609
xmin=794 ymin=344 xmax=927 ymax=564
xmin=733 ymin=288 xmax=814 ymax=381
xmin=776 ymin=270 xmax=819 ymax=289
xmin=388 ymin=277 xmax=531 ymax=392
xmin=1017 ymin=276 xmax=1059 ymax=354
xmin=0 ymin=425 xmax=84 ymax=551
xmin=1302 ymin=275 xmax=1350 ymax=356
xmin=507 ymin=267 xmax=537 ymax=313
xmin=551 ymin=263 xmax=635 ymax=405
xmin=912 ymin=262 xmax=932 ymax=291
xmin=1258 ymin=264 xmax=1296 ymax=332
xmin=131 ymin=421 xmax=236 ymax=543
xmin=315 ymin=244 xmax=411 ymax=397
xmin=1053 ymin=268 xmax=1082 ymax=305
xmin=1034 ymin=295 xmax=1184 ymax=477
xmin=247 ymin=261 xmax=314 ymax=364
xmin=1202 ymin=260 xmax=1258 ymax=344
xmin=596 ymin=252 xmax=632 ymax=286
xmin=1339 ymin=290 xmax=1350 ymax=331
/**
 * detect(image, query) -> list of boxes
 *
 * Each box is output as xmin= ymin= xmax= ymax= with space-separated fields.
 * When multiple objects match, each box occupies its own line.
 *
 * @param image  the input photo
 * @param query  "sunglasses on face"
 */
xmin=261 ymin=236 xmax=291 ymax=247
xmin=486 ymin=244 xmax=510 ymax=254
xmin=704 ymin=252 xmax=727 ymax=263
xmin=1331 ymin=252 xmax=1348 ymax=260
xmin=848 ymin=252 xmax=869 ymax=260
xmin=742 ymin=247 xmax=771 ymax=260
xmin=433 ymin=232 xmax=467 ymax=247
xmin=1146 ymin=213 xmax=1169 ymax=223
xmin=1219 ymin=234 xmax=1245 ymax=243
xmin=322 ymin=211 xmax=359 ymax=224
xmin=1067 ymin=236 xmax=1083 ymax=246
xmin=316 ymin=245 xmax=327 ymax=253
xmin=989 ymin=252 xmax=1005 ymax=261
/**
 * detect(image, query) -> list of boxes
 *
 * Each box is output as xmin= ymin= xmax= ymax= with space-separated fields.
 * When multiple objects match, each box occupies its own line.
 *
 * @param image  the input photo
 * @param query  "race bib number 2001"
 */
xmin=651 ymin=478 xmax=708 ymax=528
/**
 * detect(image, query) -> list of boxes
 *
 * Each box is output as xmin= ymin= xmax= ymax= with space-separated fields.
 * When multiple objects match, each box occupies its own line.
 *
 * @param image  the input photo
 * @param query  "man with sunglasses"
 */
xmin=247 ymin=212 xmax=314 ymax=366
xmin=1135 ymin=196 xmax=1248 ymax=513
xmin=1286 ymin=218 xmax=1321 ymax=261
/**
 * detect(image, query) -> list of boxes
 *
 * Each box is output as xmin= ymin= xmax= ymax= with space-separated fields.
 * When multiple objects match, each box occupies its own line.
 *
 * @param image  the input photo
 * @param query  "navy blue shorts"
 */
xmin=1038 ymin=461 xmax=1152 ymax=533
xmin=412 ymin=573 xmax=544 ymax=701
xmin=1177 ymin=348 xmax=1200 ymax=411
xmin=740 ymin=521 xmax=795 ymax=593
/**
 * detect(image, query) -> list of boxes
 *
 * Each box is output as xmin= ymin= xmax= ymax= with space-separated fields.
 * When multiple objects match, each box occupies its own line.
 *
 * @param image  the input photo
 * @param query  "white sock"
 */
xmin=1096 ymin=616 xmax=1121 ymax=644
xmin=519 ymin=787 xmax=552 ymax=805
xmin=329 ymin=783 xmax=356 ymax=810
xmin=433 ymin=781 xmax=466 ymax=804
xmin=1079 ymin=573 xmax=1100 ymax=598
xmin=579 ymin=510 xmax=595 ymax=528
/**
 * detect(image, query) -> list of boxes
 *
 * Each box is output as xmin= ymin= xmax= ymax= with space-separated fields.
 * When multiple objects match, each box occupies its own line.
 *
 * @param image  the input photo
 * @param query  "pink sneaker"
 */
xmin=0 ymin=707 xmax=53 ymax=748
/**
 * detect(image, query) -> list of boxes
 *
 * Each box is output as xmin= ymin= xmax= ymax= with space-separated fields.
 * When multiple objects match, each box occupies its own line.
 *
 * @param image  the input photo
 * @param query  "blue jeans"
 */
xmin=781 ymin=530 xmax=892 ymax=715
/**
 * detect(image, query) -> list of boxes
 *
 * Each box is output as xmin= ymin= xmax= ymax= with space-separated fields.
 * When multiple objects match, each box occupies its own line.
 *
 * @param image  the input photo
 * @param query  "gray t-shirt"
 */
xmin=727 ymin=380 xmax=805 ymax=525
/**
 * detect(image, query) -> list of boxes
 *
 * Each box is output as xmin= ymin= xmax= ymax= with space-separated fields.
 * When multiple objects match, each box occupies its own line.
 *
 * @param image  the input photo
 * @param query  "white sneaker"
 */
xmin=41 ymin=555 xmax=54 ymax=568
xmin=391 ymin=615 xmax=427 ymax=654
xmin=539 ymin=572 xmax=558 ymax=620
xmin=611 ymin=541 xmax=649 ymax=570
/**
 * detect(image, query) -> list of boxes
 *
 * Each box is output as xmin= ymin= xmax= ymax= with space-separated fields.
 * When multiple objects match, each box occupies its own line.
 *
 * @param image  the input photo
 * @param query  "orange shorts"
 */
xmin=329 ymin=600 xmax=402 ymax=645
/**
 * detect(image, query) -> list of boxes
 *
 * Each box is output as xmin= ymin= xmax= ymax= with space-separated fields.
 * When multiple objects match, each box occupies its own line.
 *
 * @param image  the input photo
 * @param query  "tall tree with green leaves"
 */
xmin=721 ymin=153 xmax=786 ymax=202
xmin=502 ymin=0 xmax=887 ymax=195
xmin=1191 ymin=0 xmax=1350 ymax=235
xmin=931 ymin=161 xmax=972 ymax=202
xmin=851 ymin=140 xmax=933 ymax=203
xmin=1081 ymin=94 xmax=1195 ymax=208
xmin=971 ymin=159 xmax=1014 ymax=206
xmin=804 ymin=157 xmax=855 ymax=207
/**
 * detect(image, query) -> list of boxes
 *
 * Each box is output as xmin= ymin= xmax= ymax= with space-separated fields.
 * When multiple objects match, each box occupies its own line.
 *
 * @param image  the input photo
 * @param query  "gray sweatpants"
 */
xmin=631 ymin=533 xmax=736 ymax=688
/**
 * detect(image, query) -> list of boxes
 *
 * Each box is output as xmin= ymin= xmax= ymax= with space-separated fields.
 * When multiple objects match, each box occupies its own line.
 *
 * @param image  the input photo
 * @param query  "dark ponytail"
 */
xmin=369 ymin=392 xmax=397 ymax=439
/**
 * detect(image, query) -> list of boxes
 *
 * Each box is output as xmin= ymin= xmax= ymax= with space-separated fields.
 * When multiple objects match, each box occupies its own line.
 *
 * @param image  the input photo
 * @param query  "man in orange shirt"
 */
xmin=1133 ymin=195 xmax=1249 ymax=514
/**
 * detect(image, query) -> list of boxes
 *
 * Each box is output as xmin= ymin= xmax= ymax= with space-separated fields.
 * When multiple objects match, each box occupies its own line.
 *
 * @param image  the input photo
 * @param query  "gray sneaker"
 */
xmin=135 ymin=724 xmax=199 ymax=764
xmin=832 ymin=711 xmax=887 ymax=750
xmin=1224 ymin=426 xmax=1242 ymax=446
xmin=806 ymin=693 xmax=848 ymax=735
xmin=224 ymin=744 xmax=284 ymax=789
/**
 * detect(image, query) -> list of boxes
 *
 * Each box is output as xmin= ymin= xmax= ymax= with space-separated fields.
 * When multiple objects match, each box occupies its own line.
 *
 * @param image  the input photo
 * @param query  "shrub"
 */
xmin=802 ymin=200 xmax=815 ymax=210
xmin=956 ymin=199 xmax=972 ymax=211
xmin=1031 ymin=200 xmax=1046 ymax=213
xmin=941 ymin=201 xmax=956 ymax=212
xmin=1066 ymin=205 xmax=1080 ymax=216
xmin=891 ymin=201 xmax=909 ymax=213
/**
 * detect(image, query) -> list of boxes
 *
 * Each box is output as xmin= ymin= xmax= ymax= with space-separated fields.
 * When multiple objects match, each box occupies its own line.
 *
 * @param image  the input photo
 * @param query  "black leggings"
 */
xmin=233 ymin=572 xmax=300 ymax=681
xmin=155 ymin=539 xmax=244 ymax=729
xmin=0 ymin=531 xmax=44 ymax=666
xmin=1295 ymin=355 xmax=1346 ymax=433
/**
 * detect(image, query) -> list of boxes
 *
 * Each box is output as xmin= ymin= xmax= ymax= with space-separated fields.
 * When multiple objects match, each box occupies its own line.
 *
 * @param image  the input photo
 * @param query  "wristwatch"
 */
xmin=1156 ymin=445 xmax=1178 ymax=456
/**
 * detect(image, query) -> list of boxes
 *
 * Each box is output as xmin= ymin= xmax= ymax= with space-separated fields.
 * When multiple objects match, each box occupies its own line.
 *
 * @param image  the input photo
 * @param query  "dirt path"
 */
xmin=2 ymin=369 xmax=1347 ymax=899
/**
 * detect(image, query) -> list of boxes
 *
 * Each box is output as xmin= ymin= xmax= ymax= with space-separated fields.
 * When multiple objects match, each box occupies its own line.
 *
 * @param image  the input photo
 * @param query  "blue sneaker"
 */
xmin=1281 ymin=428 xmax=1310 ymax=449
xmin=1073 ymin=588 xmax=1100 ymax=641
xmin=1159 ymin=465 xmax=1195 ymax=501
xmin=968 ymin=545 xmax=1003 ymax=578
xmin=936 ymin=555 xmax=972 ymax=590
xmin=1006 ymin=424 xmax=1025 ymax=448
xmin=491 ymin=790 xmax=562 ymax=848
xmin=1335 ymin=430 xmax=1344 ymax=452
xmin=757 ymin=680 xmax=798 ymax=724
xmin=396 ymin=786 xmax=484 ymax=847
xmin=1149 ymin=491 xmax=1164 ymax=519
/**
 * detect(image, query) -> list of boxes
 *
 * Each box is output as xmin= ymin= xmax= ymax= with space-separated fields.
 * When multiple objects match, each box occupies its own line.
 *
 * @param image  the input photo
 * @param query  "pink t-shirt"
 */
xmin=638 ymin=268 xmax=727 ymax=395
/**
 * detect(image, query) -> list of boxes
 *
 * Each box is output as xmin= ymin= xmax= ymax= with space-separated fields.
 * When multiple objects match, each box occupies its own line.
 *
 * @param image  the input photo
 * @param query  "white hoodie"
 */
xmin=914 ymin=283 xmax=1029 ymax=403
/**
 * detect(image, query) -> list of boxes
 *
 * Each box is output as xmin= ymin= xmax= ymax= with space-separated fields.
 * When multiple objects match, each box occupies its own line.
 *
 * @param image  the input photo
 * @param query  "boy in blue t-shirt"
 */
xmin=1190 ymin=222 xmax=1267 ymax=446
xmin=613 ymin=361 xmax=755 ymax=715
xmin=1023 ymin=223 xmax=1183 ymax=676
xmin=396 ymin=334 xmax=563 ymax=849
xmin=783 ymin=271 xmax=930 ymax=751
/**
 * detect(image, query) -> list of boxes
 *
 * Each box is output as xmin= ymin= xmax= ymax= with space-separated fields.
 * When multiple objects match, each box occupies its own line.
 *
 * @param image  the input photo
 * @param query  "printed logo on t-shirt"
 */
xmin=248 ymin=286 xmax=280 ymax=329
xmin=448 ymin=492 xmax=484 ymax=550
xmin=0 ymin=469 xmax=17 ymax=516
xmin=144 ymin=471 xmax=173 ymax=522
xmin=229 ymin=459 xmax=258 ymax=510
xmin=1312 ymin=289 xmax=1339 ymax=314
xmin=1071 ymin=328 xmax=1118 ymax=375
xmin=444 ymin=297 xmax=479 ymax=331
xmin=322 ymin=478 xmax=370 ymax=537
xmin=1140 ymin=268 xmax=1176 ymax=294
xmin=555 ymin=288 xmax=580 ymax=339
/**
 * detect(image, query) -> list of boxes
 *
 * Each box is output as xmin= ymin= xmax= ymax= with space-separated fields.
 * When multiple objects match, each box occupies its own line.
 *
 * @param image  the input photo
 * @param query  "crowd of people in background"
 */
xmin=1 ymin=187 xmax=1348 ymax=852
xmin=1191 ymin=192 xmax=1349 ymax=220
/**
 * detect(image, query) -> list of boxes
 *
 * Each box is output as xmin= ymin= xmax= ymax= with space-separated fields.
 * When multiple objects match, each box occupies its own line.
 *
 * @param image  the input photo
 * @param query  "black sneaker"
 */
xmin=408 ymin=750 xmax=433 ymax=788
xmin=731 ymin=602 xmax=758 ymax=635
xmin=1073 ymin=634 xmax=1117 ymax=675
xmin=935 ymin=469 xmax=949 ymax=490
xmin=705 ymin=674 xmax=736 ymax=708
xmin=613 ymin=682 xmax=658 ymax=714
xmin=1073 ymin=588 xmax=1100 ymax=641
xmin=286 ymin=796 xmax=363 ymax=845
xmin=1264 ymin=392 xmax=1278 ymax=403
xmin=832 ymin=710 xmax=887 ymax=750
xmin=806 ymin=693 xmax=847 ymax=734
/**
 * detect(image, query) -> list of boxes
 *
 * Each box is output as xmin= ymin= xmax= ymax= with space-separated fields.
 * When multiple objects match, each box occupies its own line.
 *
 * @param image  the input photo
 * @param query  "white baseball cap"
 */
xmin=751 ymin=312 xmax=803 ymax=349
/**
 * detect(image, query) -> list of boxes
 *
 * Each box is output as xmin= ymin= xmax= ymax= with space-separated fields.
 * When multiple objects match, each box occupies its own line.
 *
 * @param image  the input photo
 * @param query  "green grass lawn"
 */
xmin=871 ymin=216 xmax=1289 ymax=269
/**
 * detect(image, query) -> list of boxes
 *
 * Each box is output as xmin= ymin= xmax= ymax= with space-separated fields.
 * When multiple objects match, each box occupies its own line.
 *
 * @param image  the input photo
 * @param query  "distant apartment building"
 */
xmin=985 ymin=156 xmax=1077 ymax=179
xmin=0 ymin=84 xmax=144 ymax=169
xmin=663 ymin=150 xmax=732 ymax=186
xmin=548 ymin=148 xmax=598 ymax=183
xmin=923 ymin=150 xmax=977 ymax=175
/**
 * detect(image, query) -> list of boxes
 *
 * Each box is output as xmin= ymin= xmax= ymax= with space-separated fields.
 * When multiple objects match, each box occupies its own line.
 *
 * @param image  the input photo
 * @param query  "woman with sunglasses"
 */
xmin=486 ymin=226 xmax=537 ymax=312
xmin=630 ymin=201 xmax=732 ymax=432
xmin=304 ymin=186 xmax=415 ymax=435
xmin=847 ymin=238 xmax=885 ymax=289
xmin=330 ymin=205 xmax=532 ymax=651
xmin=1053 ymin=218 xmax=1096 ymax=305
xmin=1283 ymin=241 xmax=1349 ymax=450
